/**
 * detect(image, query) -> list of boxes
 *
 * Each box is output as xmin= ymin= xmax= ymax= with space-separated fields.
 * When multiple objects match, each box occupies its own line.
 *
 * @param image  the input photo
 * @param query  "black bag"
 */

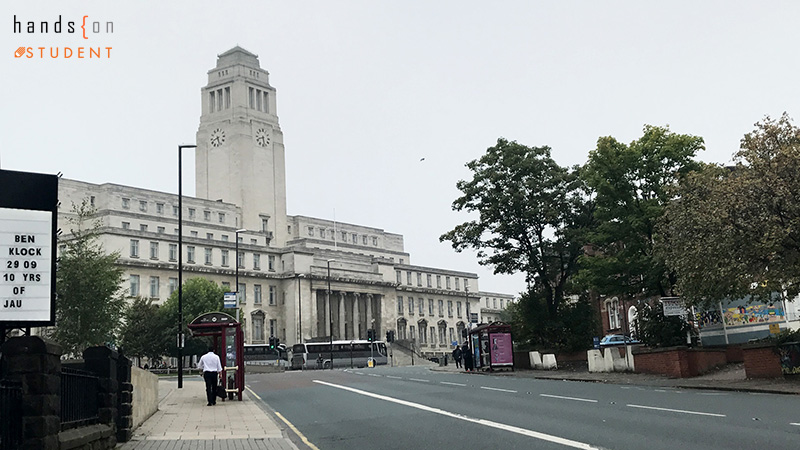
xmin=217 ymin=378 xmax=226 ymax=400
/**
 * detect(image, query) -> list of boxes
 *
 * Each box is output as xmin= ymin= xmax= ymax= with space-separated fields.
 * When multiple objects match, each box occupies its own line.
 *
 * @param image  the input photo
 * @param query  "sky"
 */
xmin=3 ymin=1 xmax=800 ymax=296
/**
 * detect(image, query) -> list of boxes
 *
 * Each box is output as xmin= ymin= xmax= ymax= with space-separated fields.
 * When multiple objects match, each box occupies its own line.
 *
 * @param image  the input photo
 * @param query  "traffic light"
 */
xmin=269 ymin=336 xmax=276 ymax=349
xmin=367 ymin=329 xmax=375 ymax=342
xmin=385 ymin=330 xmax=395 ymax=343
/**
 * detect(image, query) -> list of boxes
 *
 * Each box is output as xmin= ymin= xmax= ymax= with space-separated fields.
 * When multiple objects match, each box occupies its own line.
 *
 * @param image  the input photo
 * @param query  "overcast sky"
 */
xmin=4 ymin=1 xmax=799 ymax=295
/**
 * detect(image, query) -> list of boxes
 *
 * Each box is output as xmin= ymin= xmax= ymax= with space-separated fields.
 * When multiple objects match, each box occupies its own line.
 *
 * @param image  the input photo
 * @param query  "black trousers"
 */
xmin=203 ymin=371 xmax=218 ymax=405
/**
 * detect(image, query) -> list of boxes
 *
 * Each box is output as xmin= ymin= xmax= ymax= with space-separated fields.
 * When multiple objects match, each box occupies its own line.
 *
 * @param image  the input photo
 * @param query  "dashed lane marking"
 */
xmin=409 ymin=378 xmax=430 ymax=383
xmin=481 ymin=386 xmax=517 ymax=393
xmin=386 ymin=375 xmax=402 ymax=379
xmin=540 ymin=394 xmax=597 ymax=403
xmin=313 ymin=380 xmax=602 ymax=449
xmin=627 ymin=404 xmax=726 ymax=417
xmin=440 ymin=381 xmax=467 ymax=387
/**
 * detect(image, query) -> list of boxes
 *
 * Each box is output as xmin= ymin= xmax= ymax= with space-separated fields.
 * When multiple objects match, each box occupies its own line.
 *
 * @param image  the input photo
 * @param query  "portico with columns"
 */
xmin=313 ymin=289 xmax=384 ymax=340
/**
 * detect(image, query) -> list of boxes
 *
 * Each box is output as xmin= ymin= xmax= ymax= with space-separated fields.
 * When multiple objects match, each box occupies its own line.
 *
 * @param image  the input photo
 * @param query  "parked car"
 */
xmin=599 ymin=334 xmax=640 ymax=347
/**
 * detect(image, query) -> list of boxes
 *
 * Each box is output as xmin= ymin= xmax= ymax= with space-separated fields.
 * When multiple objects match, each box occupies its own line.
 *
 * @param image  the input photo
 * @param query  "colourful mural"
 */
xmin=696 ymin=303 xmax=785 ymax=330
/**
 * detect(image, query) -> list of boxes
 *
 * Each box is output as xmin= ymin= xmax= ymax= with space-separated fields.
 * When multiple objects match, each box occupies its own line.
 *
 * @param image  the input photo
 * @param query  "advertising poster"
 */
xmin=489 ymin=332 xmax=513 ymax=366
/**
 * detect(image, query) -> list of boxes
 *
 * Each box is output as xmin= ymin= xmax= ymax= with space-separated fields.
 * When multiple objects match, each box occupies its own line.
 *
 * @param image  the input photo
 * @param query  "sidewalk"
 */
xmin=431 ymin=362 xmax=800 ymax=395
xmin=117 ymin=378 xmax=301 ymax=450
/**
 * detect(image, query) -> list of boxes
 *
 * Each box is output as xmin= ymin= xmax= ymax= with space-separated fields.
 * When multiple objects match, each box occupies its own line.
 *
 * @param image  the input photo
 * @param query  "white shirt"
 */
xmin=197 ymin=351 xmax=222 ymax=372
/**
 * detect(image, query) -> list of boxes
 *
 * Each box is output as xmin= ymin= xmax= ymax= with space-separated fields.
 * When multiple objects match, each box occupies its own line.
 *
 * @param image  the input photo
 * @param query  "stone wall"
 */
xmin=131 ymin=367 xmax=158 ymax=429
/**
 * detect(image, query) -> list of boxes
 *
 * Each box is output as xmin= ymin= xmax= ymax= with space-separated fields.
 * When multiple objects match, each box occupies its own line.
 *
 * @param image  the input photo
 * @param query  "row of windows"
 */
xmin=123 ymin=223 xmax=264 ymax=246
xmin=400 ymin=323 xmax=454 ymax=346
xmin=120 ymin=198 xmax=227 ymax=224
xmin=129 ymin=239 xmax=277 ymax=271
xmin=397 ymin=296 xmax=467 ymax=319
xmin=396 ymin=271 xmax=470 ymax=291
xmin=128 ymin=275 xmax=283 ymax=307
xmin=484 ymin=297 xmax=512 ymax=309
xmin=306 ymin=226 xmax=379 ymax=246
xmin=248 ymin=87 xmax=269 ymax=113
xmin=209 ymin=86 xmax=231 ymax=113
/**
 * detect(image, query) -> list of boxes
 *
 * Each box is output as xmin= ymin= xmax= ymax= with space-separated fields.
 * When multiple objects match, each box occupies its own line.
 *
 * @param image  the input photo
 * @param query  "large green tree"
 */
xmin=440 ymin=138 xmax=593 ymax=318
xmin=54 ymin=200 xmax=126 ymax=355
xmin=157 ymin=277 xmax=226 ymax=357
xmin=579 ymin=125 xmax=704 ymax=298
xmin=660 ymin=114 xmax=800 ymax=309
xmin=119 ymin=297 xmax=168 ymax=362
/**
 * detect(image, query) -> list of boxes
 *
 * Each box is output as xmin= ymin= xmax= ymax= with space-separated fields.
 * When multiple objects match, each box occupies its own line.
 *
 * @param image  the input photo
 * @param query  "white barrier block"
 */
xmin=529 ymin=351 xmax=543 ymax=370
xmin=542 ymin=353 xmax=558 ymax=370
xmin=625 ymin=345 xmax=635 ymax=371
xmin=587 ymin=349 xmax=607 ymax=372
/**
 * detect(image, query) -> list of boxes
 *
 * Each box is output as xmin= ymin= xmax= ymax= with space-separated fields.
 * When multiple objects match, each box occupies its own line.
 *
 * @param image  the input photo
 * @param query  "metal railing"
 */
xmin=0 ymin=379 xmax=23 ymax=449
xmin=60 ymin=367 xmax=99 ymax=430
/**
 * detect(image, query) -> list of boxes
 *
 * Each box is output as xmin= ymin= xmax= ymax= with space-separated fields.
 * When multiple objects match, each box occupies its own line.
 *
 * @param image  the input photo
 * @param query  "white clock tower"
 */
xmin=196 ymin=46 xmax=287 ymax=246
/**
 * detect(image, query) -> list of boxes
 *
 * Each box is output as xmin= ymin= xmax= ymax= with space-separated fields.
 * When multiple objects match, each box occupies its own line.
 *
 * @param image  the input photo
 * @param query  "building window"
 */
xmin=238 ymin=283 xmax=246 ymax=304
xmin=253 ymin=314 xmax=264 ymax=342
xmin=436 ymin=275 xmax=442 ymax=288
xmin=221 ymin=249 xmax=229 ymax=267
xmin=140 ymin=224 xmax=148 ymax=232
xmin=269 ymin=286 xmax=276 ymax=305
xmin=457 ymin=301 xmax=462 ymax=318
xmin=254 ymin=285 xmax=262 ymax=304
xmin=416 ymin=272 xmax=422 ymax=286
xmin=428 ymin=299 xmax=434 ymax=316
xmin=149 ymin=242 xmax=158 ymax=259
xmin=149 ymin=276 xmax=159 ymax=298
xmin=352 ymin=233 xmax=357 ymax=243
xmin=261 ymin=218 xmax=269 ymax=233
xmin=204 ymin=210 xmax=211 ymax=221
xmin=447 ymin=301 xmax=453 ymax=317
xmin=493 ymin=298 xmax=497 ymax=309
xmin=419 ymin=323 xmax=427 ymax=344
xmin=438 ymin=300 xmax=444 ymax=317
xmin=173 ymin=205 xmax=178 ymax=216
xmin=237 ymin=251 xmax=244 ymax=269
xmin=122 ymin=198 xmax=130 ymax=209
xmin=254 ymin=254 xmax=261 ymax=270
xmin=156 ymin=203 xmax=164 ymax=214
xmin=204 ymin=248 xmax=212 ymax=265
xmin=427 ymin=274 xmax=432 ymax=287
xmin=418 ymin=299 xmax=424 ymax=316
xmin=406 ymin=271 xmax=412 ymax=285
xmin=250 ymin=239 xmax=257 ymax=245
xmin=486 ymin=297 xmax=490 ymax=307
xmin=218 ymin=212 xmax=226 ymax=224
xmin=169 ymin=243 xmax=177 ymax=261
xmin=157 ymin=226 xmax=165 ymax=234
xmin=372 ymin=237 xmax=378 ymax=246
xmin=129 ymin=240 xmax=139 ymax=258
xmin=409 ymin=325 xmax=416 ymax=341
xmin=221 ymin=235 xmax=228 ymax=242
xmin=122 ymin=222 xmax=130 ymax=230
xmin=188 ymin=208 xmax=195 ymax=220
xmin=362 ymin=235 xmax=368 ymax=245
xmin=129 ymin=275 xmax=139 ymax=297
xmin=409 ymin=298 xmax=415 ymax=316
xmin=319 ymin=228 xmax=325 ymax=239
xmin=446 ymin=277 xmax=451 ymax=289
xmin=500 ymin=299 xmax=504 ymax=309
xmin=608 ymin=298 xmax=620 ymax=329
xmin=449 ymin=328 xmax=454 ymax=344
xmin=187 ymin=246 xmax=195 ymax=264
xmin=268 ymin=255 xmax=275 ymax=271
xmin=396 ymin=271 xmax=402 ymax=284
xmin=397 ymin=296 xmax=404 ymax=315
xmin=431 ymin=327 xmax=437 ymax=346
xmin=455 ymin=278 xmax=460 ymax=291
xmin=269 ymin=319 xmax=276 ymax=338
xmin=139 ymin=200 xmax=147 ymax=212
xmin=168 ymin=277 xmax=177 ymax=295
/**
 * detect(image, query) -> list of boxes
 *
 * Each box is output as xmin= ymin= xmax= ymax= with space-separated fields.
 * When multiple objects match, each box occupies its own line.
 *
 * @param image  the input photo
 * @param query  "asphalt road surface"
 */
xmin=246 ymin=366 xmax=800 ymax=450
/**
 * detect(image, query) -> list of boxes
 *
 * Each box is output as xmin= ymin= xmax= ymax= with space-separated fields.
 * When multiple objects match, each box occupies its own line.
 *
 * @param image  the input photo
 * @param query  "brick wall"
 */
xmin=742 ymin=344 xmax=783 ymax=378
xmin=633 ymin=347 xmax=727 ymax=378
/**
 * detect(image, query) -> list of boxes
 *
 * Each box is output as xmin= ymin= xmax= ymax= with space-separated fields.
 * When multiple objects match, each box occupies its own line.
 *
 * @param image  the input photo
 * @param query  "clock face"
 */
xmin=255 ymin=128 xmax=271 ymax=147
xmin=210 ymin=128 xmax=226 ymax=147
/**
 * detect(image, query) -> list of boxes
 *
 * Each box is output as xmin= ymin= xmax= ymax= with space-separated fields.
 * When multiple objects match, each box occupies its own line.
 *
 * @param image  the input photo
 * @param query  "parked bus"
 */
xmin=291 ymin=340 xmax=388 ymax=369
xmin=243 ymin=344 xmax=288 ymax=366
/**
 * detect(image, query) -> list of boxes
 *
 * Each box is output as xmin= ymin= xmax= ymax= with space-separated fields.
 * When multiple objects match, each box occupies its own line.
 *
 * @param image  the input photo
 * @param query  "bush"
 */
xmin=508 ymin=291 xmax=598 ymax=353
xmin=637 ymin=301 xmax=691 ymax=348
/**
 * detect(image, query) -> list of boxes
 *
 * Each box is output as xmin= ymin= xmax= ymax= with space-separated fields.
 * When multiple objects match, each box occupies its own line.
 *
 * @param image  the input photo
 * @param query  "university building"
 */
xmin=57 ymin=47 xmax=516 ymax=358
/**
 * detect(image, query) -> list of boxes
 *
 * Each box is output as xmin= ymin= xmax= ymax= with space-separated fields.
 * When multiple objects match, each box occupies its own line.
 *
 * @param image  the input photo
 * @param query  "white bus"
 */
xmin=291 ymin=340 xmax=388 ymax=370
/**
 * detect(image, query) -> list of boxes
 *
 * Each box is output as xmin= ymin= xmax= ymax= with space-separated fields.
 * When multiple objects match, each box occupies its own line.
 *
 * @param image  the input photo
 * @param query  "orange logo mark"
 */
xmin=82 ymin=15 xmax=88 ymax=39
xmin=14 ymin=47 xmax=26 ymax=57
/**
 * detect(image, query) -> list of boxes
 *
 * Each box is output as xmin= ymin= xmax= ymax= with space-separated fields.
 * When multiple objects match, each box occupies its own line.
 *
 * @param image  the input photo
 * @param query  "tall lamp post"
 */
xmin=234 ymin=228 xmax=247 ymax=323
xmin=327 ymin=259 xmax=335 ymax=369
xmin=177 ymin=144 xmax=196 ymax=389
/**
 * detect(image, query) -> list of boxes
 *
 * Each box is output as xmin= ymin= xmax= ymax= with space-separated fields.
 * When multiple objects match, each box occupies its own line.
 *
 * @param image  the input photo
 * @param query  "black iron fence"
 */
xmin=0 ymin=379 xmax=22 ymax=450
xmin=60 ymin=367 xmax=99 ymax=430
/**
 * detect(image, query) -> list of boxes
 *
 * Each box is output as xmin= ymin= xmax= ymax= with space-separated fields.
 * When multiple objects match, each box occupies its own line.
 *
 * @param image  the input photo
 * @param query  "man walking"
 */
xmin=452 ymin=346 xmax=463 ymax=369
xmin=197 ymin=346 xmax=223 ymax=406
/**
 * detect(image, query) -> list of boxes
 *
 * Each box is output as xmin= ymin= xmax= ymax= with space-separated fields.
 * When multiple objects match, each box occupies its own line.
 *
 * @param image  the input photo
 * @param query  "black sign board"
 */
xmin=0 ymin=169 xmax=58 ymax=327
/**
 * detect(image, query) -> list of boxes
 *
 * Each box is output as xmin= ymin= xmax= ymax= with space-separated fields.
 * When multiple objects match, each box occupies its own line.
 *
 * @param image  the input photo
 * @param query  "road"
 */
xmin=246 ymin=366 xmax=800 ymax=450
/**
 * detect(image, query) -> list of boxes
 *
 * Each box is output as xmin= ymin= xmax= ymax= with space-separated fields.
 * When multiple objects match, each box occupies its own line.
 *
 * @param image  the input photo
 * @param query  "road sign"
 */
xmin=224 ymin=292 xmax=237 ymax=308
xmin=661 ymin=297 xmax=685 ymax=317
xmin=769 ymin=323 xmax=781 ymax=335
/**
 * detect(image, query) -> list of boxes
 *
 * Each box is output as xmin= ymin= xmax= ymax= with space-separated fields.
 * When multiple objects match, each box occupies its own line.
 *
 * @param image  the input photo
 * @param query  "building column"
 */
xmin=353 ymin=293 xmax=361 ymax=339
xmin=366 ymin=293 xmax=373 ymax=334
xmin=338 ymin=291 xmax=346 ymax=339
xmin=324 ymin=289 xmax=331 ymax=337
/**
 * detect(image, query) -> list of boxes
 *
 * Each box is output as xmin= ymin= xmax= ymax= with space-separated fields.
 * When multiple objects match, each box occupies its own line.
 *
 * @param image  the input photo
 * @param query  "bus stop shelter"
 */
xmin=468 ymin=322 xmax=514 ymax=371
xmin=188 ymin=312 xmax=244 ymax=401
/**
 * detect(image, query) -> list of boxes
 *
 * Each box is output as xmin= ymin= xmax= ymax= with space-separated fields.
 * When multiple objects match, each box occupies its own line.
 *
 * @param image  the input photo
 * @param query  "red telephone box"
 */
xmin=188 ymin=311 xmax=244 ymax=401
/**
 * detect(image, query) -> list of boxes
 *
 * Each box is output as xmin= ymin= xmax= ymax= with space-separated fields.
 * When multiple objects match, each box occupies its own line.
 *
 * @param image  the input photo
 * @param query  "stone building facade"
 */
xmin=56 ymin=47 xmax=513 ymax=357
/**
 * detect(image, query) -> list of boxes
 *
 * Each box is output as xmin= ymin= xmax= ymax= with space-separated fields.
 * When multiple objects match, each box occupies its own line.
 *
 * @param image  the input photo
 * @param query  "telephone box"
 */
xmin=188 ymin=311 xmax=244 ymax=401
xmin=468 ymin=322 xmax=514 ymax=371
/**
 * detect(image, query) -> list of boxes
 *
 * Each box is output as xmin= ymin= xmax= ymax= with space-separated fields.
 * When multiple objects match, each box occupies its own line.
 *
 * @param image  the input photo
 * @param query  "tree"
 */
xmin=119 ymin=297 xmax=169 ymax=362
xmin=660 ymin=114 xmax=800 ymax=309
xmin=636 ymin=302 xmax=691 ymax=348
xmin=440 ymin=138 xmax=593 ymax=319
xmin=54 ymin=200 xmax=126 ymax=355
xmin=579 ymin=125 xmax=704 ymax=298
xmin=157 ymin=277 xmax=226 ymax=357
xmin=507 ymin=291 xmax=598 ymax=352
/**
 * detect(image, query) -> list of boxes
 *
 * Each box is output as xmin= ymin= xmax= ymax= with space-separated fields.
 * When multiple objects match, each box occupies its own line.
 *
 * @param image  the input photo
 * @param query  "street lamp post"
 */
xmin=177 ymin=144 xmax=196 ymax=389
xmin=327 ymin=259 xmax=335 ymax=369
xmin=234 ymin=228 xmax=247 ymax=323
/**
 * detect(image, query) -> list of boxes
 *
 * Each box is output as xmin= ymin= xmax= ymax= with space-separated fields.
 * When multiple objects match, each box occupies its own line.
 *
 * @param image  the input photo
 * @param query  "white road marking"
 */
xmin=386 ymin=375 xmax=402 ymax=380
xmin=410 ymin=378 xmax=430 ymax=383
xmin=367 ymin=374 xmax=381 ymax=377
xmin=790 ymin=423 xmax=800 ymax=426
xmin=313 ymin=380 xmax=601 ymax=449
xmin=440 ymin=381 xmax=467 ymax=387
xmin=540 ymin=394 xmax=597 ymax=403
xmin=354 ymin=372 xmax=365 ymax=375
xmin=654 ymin=389 xmax=667 ymax=392
xmin=481 ymin=386 xmax=517 ymax=393
xmin=627 ymin=404 xmax=726 ymax=417
xmin=620 ymin=387 xmax=632 ymax=389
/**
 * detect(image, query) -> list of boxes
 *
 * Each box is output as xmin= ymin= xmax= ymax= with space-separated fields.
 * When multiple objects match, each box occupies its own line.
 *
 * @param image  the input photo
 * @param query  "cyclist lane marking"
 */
xmin=313 ymin=380 xmax=603 ymax=450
